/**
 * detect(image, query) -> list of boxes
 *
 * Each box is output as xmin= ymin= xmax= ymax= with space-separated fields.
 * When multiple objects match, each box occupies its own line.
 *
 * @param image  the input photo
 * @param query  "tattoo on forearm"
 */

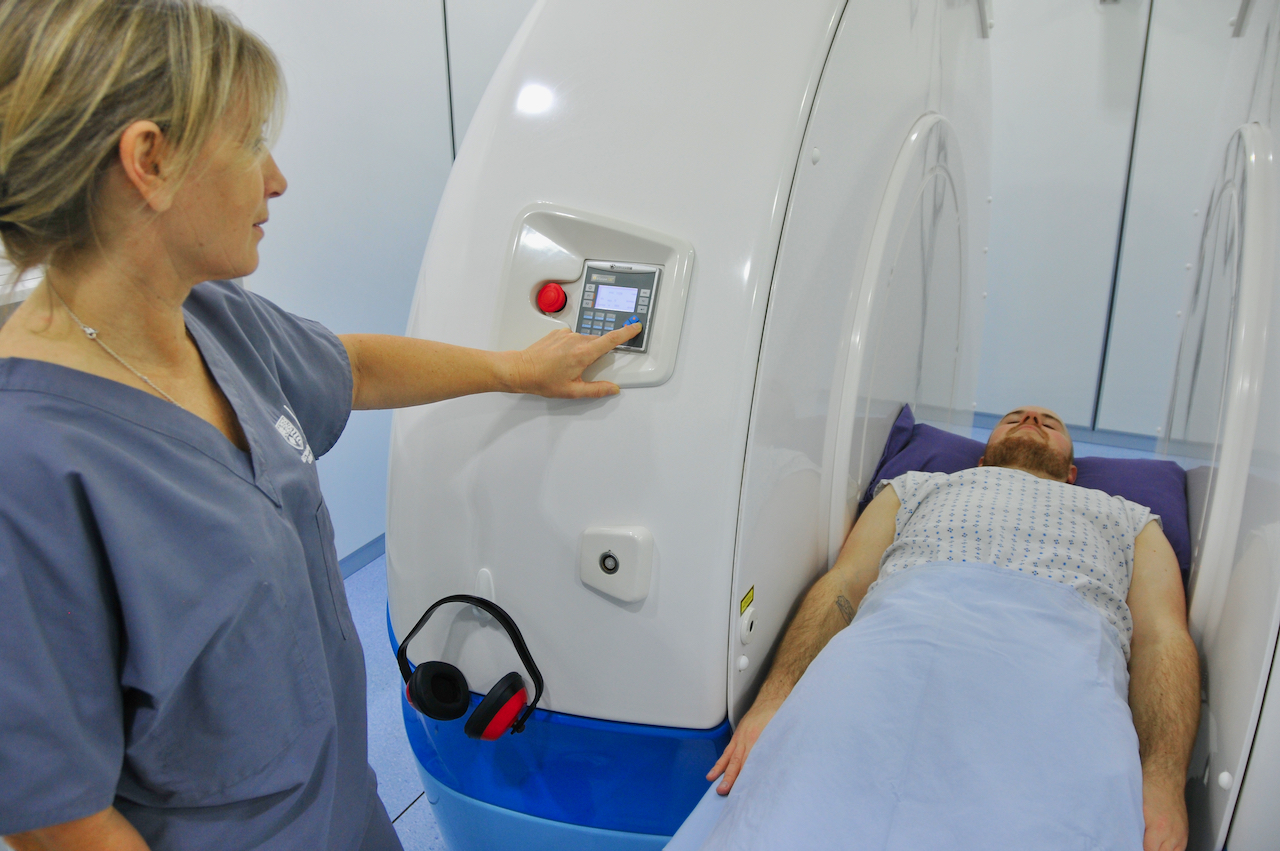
xmin=835 ymin=595 xmax=855 ymax=625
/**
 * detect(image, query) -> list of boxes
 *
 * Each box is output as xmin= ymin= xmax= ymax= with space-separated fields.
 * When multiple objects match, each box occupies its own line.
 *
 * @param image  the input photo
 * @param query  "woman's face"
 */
xmin=160 ymin=119 xmax=287 ymax=283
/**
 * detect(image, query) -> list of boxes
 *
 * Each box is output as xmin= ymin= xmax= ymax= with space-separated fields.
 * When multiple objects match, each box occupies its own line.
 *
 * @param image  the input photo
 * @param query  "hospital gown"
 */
xmin=0 ymin=280 xmax=392 ymax=849
xmin=876 ymin=467 xmax=1157 ymax=658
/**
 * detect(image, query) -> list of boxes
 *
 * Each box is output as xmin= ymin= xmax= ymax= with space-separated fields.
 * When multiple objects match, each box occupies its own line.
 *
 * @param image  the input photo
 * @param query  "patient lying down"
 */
xmin=679 ymin=407 xmax=1199 ymax=851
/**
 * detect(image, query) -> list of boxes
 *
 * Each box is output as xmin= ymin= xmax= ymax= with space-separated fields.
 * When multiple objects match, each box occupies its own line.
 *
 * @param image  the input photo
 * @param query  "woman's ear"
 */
xmin=117 ymin=120 xmax=174 ymax=212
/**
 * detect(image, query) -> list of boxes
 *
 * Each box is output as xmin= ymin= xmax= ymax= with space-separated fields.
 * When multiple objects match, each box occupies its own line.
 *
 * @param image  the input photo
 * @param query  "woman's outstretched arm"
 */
xmin=340 ymin=323 xmax=643 ymax=410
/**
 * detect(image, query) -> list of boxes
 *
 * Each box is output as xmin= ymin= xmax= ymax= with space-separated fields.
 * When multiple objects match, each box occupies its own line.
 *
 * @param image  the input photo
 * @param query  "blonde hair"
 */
xmin=0 ymin=0 xmax=284 ymax=282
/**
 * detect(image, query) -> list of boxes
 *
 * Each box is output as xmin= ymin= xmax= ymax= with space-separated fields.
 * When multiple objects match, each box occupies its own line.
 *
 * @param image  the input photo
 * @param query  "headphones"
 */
xmin=396 ymin=594 xmax=544 ymax=740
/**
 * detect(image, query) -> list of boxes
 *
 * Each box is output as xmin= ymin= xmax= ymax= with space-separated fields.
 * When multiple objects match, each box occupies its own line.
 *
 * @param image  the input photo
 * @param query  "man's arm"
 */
xmin=706 ymin=486 xmax=900 ymax=795
xmin=339 ymin=323 xmax=642 ymax=410
xmin=1127 ymin=521 xmax=1200 ymax=851
xmin=6 ymin=806 xmax=150 ymax=851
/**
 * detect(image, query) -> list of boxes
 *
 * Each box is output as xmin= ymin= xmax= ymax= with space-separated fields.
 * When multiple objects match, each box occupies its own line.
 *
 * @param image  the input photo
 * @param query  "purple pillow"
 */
xmin=860 ymin=405 xmax=1191 ymax=581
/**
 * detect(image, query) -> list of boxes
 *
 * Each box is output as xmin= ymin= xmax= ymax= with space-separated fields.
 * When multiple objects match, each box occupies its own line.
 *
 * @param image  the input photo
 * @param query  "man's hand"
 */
xmin=1142 ymin=777 xmax=1189 ymax=851
xmin=706 ymin=695 xmax=784 ymax=795
xmin=703 ymin=487 xmax=899 ymax=796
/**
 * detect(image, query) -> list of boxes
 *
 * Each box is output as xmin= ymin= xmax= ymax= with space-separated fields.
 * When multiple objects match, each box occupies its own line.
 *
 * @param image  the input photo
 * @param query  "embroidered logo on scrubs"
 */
xmin=274 ymin=406 xmax=315 ymax=464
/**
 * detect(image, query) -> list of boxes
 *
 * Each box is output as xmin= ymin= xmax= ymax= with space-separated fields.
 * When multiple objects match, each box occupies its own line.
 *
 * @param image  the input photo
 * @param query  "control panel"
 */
xmin=496 ymin=204 xmax=693 ymax=388
xmin=573 ymin=262 xmax=660 ymax=352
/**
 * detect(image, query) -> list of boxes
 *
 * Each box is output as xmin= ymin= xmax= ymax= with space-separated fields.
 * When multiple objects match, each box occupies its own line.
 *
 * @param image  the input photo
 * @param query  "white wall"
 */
xmin=978 ymin=0 xmax=1241 ymax=436
xmin=217 ymin=0 xmax=455 ymax=558
xmin=1096 ymin=0 xmax=1240 ymax=435
xmin=976 ymin=0 xmax=1150 ymax=426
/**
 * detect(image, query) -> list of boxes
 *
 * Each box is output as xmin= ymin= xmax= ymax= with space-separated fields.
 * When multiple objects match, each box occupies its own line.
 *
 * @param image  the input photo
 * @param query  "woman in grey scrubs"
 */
xmin=0 ymin=2 xmax=640 ymax=849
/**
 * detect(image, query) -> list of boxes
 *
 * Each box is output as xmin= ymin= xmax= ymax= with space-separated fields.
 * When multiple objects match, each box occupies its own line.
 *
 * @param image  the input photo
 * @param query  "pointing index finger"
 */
xmin=596 ymin=321 xmax=643 ymax=354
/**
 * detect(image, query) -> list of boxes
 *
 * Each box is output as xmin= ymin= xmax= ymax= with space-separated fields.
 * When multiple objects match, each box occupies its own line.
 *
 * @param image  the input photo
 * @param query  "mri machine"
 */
xmin=386 ymin=0 xmax=1280 ymax=848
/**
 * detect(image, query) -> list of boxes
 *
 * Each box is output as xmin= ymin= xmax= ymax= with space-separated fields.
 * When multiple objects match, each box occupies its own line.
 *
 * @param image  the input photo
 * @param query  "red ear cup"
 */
xmin=407 ymin=661 xmax=471 ymax=721
xmin=464 ymin=671 xmax=528 ymax=740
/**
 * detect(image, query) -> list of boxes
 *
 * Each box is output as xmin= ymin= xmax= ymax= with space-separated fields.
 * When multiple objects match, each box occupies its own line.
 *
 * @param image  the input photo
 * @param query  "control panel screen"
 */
xmin=574 ymin=262 xmax=660 ymax=353
xmin=594 ymin=285 xmax=639 ymax=312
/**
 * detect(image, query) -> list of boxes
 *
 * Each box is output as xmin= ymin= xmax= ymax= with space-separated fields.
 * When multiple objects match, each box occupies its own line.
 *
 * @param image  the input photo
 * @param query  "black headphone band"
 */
xmin=396 ymin=594 xmax=545 ymax=732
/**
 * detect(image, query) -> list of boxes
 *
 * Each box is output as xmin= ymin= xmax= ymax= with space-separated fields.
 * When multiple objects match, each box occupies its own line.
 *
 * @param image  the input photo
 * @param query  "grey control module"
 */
xmin=574 ymin=261 xmax=660 ymax=352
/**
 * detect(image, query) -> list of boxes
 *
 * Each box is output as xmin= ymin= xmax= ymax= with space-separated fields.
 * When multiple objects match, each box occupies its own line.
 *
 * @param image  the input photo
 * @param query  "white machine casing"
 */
xmin=388 ymin=0 xmax=989 ymax=731
xmin=1166 ymin=0 xmax=1280 ymax=846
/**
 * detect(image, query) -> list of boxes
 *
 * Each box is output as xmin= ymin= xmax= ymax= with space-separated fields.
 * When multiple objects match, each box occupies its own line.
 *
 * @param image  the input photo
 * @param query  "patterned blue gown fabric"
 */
xmin=666 ymin=562 xmax=1144 ymax=851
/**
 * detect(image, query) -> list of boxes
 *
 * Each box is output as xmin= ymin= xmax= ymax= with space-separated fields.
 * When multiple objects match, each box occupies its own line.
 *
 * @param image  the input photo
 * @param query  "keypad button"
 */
xmin=585 ymin=284 xmax=596 ymax=292
xmin=583 ymin=311 xmax=594 ymax=320
xmin=605 ymin=324 xmax=615 ymax=331
xmin=606 ymin=313 xmax=616 ymax=321
xmin=641 ymin=289 xmax=651 ymax=296
xmin=638 ymin=306 xmax=648 ymax=313
xmin=625 ymin=315 xmax=639 ymax=325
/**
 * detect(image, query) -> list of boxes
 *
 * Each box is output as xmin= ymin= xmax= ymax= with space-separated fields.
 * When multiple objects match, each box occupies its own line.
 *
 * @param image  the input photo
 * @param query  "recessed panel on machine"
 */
xmin=493 ymin=205 xmax=692 ymax=388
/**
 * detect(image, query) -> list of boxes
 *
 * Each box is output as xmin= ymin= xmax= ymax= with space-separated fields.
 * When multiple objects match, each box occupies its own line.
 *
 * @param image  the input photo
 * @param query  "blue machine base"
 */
xmin=388 ymin=605 xmax=727 ymax=848
xmin=413 ymin=761 xmax=671 ymax=851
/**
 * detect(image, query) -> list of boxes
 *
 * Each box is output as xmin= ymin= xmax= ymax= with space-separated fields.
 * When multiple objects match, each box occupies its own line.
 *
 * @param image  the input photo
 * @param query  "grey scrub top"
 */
xmin=0 ymin=280 xmax=374 ymax=849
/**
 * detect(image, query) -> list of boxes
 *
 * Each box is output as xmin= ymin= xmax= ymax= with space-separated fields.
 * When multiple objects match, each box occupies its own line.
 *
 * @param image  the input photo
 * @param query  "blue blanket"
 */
xmin=666 ymin=562 xmax=1144 ymax=850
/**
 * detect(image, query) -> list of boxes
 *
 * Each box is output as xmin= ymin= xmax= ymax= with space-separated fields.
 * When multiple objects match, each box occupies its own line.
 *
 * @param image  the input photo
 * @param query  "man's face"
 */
xmin=980 ymin=406 xmax=1077 ymax=483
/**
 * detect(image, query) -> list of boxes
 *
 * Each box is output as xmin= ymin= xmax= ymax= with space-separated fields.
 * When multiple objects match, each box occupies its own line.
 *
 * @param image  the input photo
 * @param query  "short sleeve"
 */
xmin=876 ymin=471 xmax=944 ymax=538
xmin=1126 ymin=500 xmax=1159 ymax=536
xmin=185 ymin=281 xmax=353 ymax=458
xmin=0 ymin=441 xmax=123 ymax=833
xmin=1136 ymin=504 xmax=1157 ymax=532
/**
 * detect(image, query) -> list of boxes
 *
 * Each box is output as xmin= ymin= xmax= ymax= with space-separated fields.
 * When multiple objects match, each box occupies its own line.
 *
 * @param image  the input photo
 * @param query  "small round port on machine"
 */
xmin=536 ymin=282 xmax=567 ymax=313
xmin=599 ymin=552 xmax=619 ymax=574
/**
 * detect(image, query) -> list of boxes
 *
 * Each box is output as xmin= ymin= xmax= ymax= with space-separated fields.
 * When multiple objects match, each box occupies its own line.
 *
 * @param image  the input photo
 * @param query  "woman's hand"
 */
xmin=6 ymin=807 xmax=150 ymax=851
xmin=505 ymin=323 xmax=643 ymax=398
xmin=341 ymin=321 xmax=642 ymax=409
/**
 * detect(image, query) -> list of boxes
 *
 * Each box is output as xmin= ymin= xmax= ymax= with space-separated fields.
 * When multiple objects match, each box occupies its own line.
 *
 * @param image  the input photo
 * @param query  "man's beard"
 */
xmin=982 ymin=433 xmax=1072 ymax=481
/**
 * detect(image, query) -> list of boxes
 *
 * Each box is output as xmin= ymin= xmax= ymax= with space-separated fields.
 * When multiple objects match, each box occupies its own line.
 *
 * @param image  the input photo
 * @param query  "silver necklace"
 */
xmin=48 ymin=284 xmax=179 ymax=406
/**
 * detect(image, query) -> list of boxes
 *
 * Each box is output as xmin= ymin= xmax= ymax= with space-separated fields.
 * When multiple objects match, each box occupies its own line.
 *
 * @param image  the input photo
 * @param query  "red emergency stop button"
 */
xmin=536 ymin=282 xmax=567 ymax=314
